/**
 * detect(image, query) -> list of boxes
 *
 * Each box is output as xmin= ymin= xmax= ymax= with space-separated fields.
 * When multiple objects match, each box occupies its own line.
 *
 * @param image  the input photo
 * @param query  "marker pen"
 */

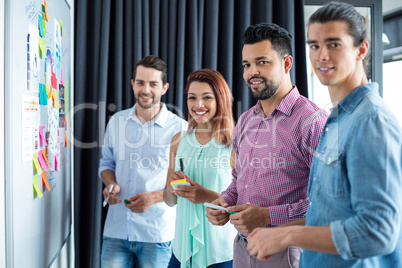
xmin=103 ymin=184 xmax=114 ymax=207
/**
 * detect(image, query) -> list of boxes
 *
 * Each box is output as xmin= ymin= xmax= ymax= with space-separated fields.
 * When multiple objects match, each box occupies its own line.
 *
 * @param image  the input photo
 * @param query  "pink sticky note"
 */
xmin=60 ymin=69 xmax=64 ymax=85
xmin=38 ymin=126 xmax=48 ymax=146
xmin=37 ymin=151 xmax=48 ymax=171
xmin=54 ymin=153 xmax=59 ymax=171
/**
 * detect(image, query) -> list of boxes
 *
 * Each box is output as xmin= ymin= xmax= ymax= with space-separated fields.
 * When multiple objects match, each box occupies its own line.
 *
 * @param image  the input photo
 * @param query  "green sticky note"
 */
xmin=33 ymin=152 xmax=43 ymax=175
xmin=124 ymin=199 xmax=130 ymax=204
xmin=33 ymin=175 xmax=43 ymax=198
xmin=59 ymin=20 xmax=63 ymax=36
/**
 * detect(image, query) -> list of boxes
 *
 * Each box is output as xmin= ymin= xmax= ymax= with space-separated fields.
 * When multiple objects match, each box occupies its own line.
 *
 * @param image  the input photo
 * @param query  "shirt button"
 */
xmin=313 ymin=177 xmax=316 ymax=181
xmin=316 ymin=153 xmax=320 ymax=157
xmin=301 ymin=249 xmax=304 ymax=253
xmin=328 ymin=157 xmax=332 ymax=162
xmin=309 ymin=202 xmax=312 ymax=206
xmin=325 ymin=127 xmax=329 ymax=132
xmin=255 ymin=140 xmax=258 ymax=145
xmin=245 ymin=184 xmax=248 ymax=189
xmin=250 ymin=162 xmax=253 ymax=166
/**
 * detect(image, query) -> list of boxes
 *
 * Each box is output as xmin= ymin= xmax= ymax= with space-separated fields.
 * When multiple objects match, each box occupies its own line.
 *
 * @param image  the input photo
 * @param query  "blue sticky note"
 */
xmin=38 ymin=15 xmax=45 ymax=37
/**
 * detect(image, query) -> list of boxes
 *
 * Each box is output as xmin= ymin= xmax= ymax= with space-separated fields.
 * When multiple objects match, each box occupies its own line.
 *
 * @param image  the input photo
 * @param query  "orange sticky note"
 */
xmin=44 ymin=1 xmax=49 ymax=21
xmin=33 ymin=175 xmax=43 ymax=198
xmin=42 ymin=171 xmax=51 ymax=191
xmin=65 ymin=115 xmax=72 ymax=130
xmin=64 ymin=131 xmax=70 ymax=147
xmin=42 ymin=149 xmax=52 ymax=170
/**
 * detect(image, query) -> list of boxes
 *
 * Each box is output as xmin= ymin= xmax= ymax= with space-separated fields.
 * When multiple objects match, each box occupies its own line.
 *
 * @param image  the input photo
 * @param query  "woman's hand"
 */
xmin=175 ymin=180 xmax=219 ymax=204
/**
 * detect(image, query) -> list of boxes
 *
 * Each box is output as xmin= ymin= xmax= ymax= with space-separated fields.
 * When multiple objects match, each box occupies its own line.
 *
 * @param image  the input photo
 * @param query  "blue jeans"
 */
xmin=168 ymin=253 xmax=233 ymax=268
xmin=101 ymin=236 xmax=172 ymax=268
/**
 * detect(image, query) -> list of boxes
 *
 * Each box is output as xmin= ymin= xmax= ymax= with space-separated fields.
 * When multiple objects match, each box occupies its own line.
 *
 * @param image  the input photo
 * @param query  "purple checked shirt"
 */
xmin=221 ymin=87 xmax=327 ymax=234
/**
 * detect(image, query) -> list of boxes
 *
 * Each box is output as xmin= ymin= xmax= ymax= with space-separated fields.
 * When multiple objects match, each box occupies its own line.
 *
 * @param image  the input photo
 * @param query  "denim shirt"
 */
xmin=301 ymin=83 xmax=402 ymax=267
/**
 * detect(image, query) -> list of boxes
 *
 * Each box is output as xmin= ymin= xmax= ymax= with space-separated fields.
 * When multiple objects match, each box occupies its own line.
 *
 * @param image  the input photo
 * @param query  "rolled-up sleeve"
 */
xmin=98 ymin=117 xmax=116 ymax=178
xmin=331 ymin=114 xmax=402 ymax=259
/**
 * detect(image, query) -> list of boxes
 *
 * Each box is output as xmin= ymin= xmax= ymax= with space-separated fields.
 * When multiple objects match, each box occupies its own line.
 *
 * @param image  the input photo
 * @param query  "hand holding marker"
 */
xmin=103 ymin=184 xmax=114 ymax=207
xmin=170 ymin=158 xmax=191 ymax=190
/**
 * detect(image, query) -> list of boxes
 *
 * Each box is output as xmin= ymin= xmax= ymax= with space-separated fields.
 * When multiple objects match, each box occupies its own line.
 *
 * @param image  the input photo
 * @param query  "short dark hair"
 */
xmin=132 ymin=55 xmax=168 ymax=85
xmin=308 ymin=2 xmax=367 ymax=48
xmin=242 ymin=22 xmax=293 ymax=58
xmin=308 ymin=2 xmax=369 ymax=73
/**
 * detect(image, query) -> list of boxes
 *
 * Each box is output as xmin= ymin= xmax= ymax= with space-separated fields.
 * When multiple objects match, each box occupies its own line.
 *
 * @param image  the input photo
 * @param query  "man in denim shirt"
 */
xmin=246 ymin=2 xmax=402 ymax=267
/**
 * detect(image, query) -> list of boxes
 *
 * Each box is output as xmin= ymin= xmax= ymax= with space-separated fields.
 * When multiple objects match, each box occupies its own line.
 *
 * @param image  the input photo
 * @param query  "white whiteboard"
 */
xmin=5 ymin=0 xmax=72 ymax=267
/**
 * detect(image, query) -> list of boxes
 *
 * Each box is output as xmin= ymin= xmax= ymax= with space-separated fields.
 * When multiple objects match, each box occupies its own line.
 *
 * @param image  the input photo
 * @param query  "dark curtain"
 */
xmin=74 ymin=0 xmax=307 ymax=267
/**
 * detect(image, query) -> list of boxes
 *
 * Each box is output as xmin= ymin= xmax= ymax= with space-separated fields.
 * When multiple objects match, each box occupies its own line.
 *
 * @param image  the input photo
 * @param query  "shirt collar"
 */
xmin=253 ymin=86 xmax=300 ymax=117
xmin=337 ymin=83 xmax=379 ymax=113
xmin=125 ymin=103 xmax=169 ymax=127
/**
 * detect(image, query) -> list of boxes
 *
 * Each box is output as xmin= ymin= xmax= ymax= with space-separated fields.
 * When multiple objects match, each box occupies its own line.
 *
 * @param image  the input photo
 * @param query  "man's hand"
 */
xmin=103 ymin=184 xmax=121 ymax=205
xmin=247 ymin=226 xmax=294 ymax=261
xmin=125 ymin=192 xmax=156 ymax=213
xmin=175 ymin=180 xmax=218 ymax=204
xmin=228 ymin=204 xmax=270 ymax=234
xmin=206 ymin=197 xmax=230 ymax=226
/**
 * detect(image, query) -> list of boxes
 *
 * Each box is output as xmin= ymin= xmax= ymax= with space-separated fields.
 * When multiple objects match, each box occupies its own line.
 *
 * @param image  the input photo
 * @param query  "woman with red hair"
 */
xmin=164 ymin=69 xmax=236 ymax=268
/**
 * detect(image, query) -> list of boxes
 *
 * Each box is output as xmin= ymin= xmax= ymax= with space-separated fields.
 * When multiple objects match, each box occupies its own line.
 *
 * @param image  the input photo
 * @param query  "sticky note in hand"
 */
xmin=170 ymin=178 xmax=190 ymax=191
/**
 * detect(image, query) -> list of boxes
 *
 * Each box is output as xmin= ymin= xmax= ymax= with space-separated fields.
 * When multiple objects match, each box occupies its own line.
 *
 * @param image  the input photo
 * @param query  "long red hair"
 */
xmin=185 ymin=69 xmax=235 ymax=147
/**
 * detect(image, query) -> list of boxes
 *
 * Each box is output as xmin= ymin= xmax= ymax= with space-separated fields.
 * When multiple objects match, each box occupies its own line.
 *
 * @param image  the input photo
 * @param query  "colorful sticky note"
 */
xmin=60 ymin=69 xmax=64 ymax=85
xmin=170 ymin=178 xmax=191 ymax=190
xmin=42 ymin=171 xmax=51 ymax=191
xmin=38 ymin=15 xmax=45 ymax=37
xmin=38 ymin=125 xmax=48 ymax=146
xmin=37 ymin=150 xmax=48 ymax=171
xmin=54 ymin=153 xmax=59 ymax=171
xmin=52 ymin=90 xmax=60 ymax=109
xmin=42 ymin=149 xmax=52 ymax=170
xmin=33 ymin=152 xmax=43 ymax=175
xmin=44 ymin=1 xmax=49 ymax=21
xmin=59 ymin=19 xmax=63 ymax=36
xmin=39 ymin=83 xmax=47 ymax=105
xmin=33 ymin=175 xmax=43 ymax=198
xmin=64 ymin=131 xmax=70 ymax=147
xmin=51 ymin=72 xmax=57 ymax=89
xmin=38 ymin=37 xmax=46 ymax=58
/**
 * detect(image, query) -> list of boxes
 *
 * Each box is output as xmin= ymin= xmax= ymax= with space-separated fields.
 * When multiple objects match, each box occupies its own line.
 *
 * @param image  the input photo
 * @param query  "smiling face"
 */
xmin=242 ymin=40 xmax=287 ymax=100
xmin=187 ymin=81 xmax=217 ymax=127
xmin=307 ymin=21 xmax=366 ymax=90
xmin=131 ymin=65 xmax=168 ymax=109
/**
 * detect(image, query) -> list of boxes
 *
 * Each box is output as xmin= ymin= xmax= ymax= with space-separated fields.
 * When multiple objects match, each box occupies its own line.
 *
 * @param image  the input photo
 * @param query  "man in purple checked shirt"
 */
xmin=206 ymin=23 xmax=328 ymax=268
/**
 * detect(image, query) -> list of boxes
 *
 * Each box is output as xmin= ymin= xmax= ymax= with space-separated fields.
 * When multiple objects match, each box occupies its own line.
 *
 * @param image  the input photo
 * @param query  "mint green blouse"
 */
xmin=173 ymin=130 xmax=237 ymax=268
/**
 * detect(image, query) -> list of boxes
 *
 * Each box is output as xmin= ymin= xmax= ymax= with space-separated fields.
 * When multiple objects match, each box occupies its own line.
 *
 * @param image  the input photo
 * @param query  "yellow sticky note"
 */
xmin=33 ymin=152 xmax=43 ymax=175
xmin=170 ymin=179 xmax=190 ymax=190
xmin=33 ymin=175 xmax=43 ymax=198
xmin=59 ymin=19 xmax=63 ymax=36
xmin=52 ymin=90 xmax=60 ymax=109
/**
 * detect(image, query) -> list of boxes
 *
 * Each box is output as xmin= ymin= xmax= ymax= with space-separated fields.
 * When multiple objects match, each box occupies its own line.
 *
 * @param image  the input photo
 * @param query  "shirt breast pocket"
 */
xmin=315 ymin=149 xmax=344 ymax=197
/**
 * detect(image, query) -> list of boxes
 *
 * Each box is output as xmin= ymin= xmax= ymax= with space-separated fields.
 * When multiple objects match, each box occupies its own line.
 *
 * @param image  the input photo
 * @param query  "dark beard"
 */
xmin=248 ymin=77 xmax=279 ymax=100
